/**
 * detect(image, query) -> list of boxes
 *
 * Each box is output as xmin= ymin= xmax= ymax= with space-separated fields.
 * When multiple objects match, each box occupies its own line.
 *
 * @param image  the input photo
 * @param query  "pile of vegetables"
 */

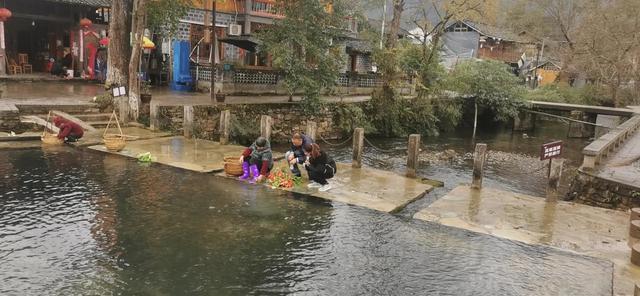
xmin=267 ymin=168 xmax=302 ymax=189
xmin=137 ymin=152 xmax=154 ymax=163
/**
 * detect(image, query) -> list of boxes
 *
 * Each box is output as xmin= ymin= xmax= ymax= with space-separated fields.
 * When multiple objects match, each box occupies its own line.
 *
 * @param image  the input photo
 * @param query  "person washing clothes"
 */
xmin=303 ymin=143 xmax=337 ymax=192
xmin=53 ymin=117 xmax=84 ymax=143
xmin=238 ymin=137 xmax=273 ymax=184
xmin=285 ymin=132 xmax=314 ymax=177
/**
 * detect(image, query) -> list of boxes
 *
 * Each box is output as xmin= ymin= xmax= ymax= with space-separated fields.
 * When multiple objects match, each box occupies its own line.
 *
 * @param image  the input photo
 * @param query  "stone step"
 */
xmin=16 ymin=104 xmax=100 ymax=115
xmin=51 ymin=110 xmax=97 ymax=132
xmin=86 ymin=121 xmax=112 ymax=128
xmin=20 ymin=115 xmax=59 ymax=133
xmin=73 ymin=113 xmax=112 ymax=122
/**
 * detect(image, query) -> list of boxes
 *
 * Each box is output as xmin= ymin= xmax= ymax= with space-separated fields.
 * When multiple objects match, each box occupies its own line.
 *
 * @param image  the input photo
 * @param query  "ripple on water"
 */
xmin=0 ymin=148 xmax=612 ymax=296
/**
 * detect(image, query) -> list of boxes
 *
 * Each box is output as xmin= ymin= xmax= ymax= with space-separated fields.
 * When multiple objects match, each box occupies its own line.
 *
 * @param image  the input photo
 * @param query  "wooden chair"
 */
xmin=8 ymin=59 xmax=22 ymax=75
xmin=18 ymin=54 xmax=32 ymax=74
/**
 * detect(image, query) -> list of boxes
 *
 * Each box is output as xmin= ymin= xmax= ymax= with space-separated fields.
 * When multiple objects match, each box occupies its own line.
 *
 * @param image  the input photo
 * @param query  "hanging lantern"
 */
xmin=142 ymin=37 xmax=155 ymax=49
xmin=0 ymin=8 xmax=12 ymax=22
xmin=80 ymin=18 xmax=92 ymax=29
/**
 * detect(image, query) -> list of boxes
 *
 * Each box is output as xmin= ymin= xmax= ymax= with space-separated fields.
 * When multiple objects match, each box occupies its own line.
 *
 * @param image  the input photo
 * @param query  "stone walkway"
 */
xmin=414 ymin=185 xmax=640 ymax=296
xmin=88 ymin=136 xmax=432 ymax=213
xmin=218 ymin=162 xmax=433 ymax=213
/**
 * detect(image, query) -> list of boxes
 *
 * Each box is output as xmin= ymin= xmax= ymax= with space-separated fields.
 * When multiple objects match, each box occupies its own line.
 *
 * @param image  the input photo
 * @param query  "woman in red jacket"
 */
xmin=53 ymin=117 xmax=84 ymax=143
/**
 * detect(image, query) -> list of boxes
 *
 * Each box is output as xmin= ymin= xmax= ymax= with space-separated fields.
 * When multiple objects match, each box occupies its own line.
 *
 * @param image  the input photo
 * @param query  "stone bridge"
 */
xmin=568 ymin=110 xmax=640 ymax=209
xmin=514 ymin=101 xmax=637 ymax=138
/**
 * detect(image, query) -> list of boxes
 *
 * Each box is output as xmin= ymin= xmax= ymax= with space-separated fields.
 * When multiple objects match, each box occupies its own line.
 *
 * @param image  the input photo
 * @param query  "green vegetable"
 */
xmin=137 ymin=152 xmax=153 ymax=163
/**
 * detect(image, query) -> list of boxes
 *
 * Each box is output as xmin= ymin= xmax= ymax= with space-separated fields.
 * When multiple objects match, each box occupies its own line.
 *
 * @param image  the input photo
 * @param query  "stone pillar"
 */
xmin=260 ymin=115 xmax=272 ymax=141
xmin=306 ymin=121 xmax=317 ymax=142
xmin=632 ymin=243 xmax=640 ymax=266
xmin=183 ymin=105 xmax=194 ymax=138
xmin=406 ymin=134 xmax=420 ymax=178
xmin=595 ymin=114 xmax=621 ymax=139
xmin=219 ymin=110 xmax=230 ymax=145
xmin=0 ymin=21 xmax=6 ymax=75
xmin=471 ymin=143 xmax=487 ymax=189
xmin=631 ymin=208 xmax=640 ymax=222
xmin=635 ymin=282 xmax=639 ymax=296
xmin=631 ymin=220 xmax=640 ymax=240
xmin=513 ymin=111 xmax=535 ymax=131
xmin=567 ymin=111 xmax=592 ymax=138
xmin=352 ymin=128 xmax=364 ymax=168
xmin=546 ymin=158 xmax=564 ymax=201
xmin=150 ymin=103 xmax=159 ymax=131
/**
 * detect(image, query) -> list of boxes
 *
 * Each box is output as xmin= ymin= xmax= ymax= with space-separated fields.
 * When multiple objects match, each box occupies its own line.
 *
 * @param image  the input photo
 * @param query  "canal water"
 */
xmin=0 ymin=125 xmax=612 ymax=296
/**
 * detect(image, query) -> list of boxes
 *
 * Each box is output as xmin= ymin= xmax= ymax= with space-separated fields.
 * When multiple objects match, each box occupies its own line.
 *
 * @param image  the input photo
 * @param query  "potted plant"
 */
xmin=140 ymin=80 xmax=152 ymax=104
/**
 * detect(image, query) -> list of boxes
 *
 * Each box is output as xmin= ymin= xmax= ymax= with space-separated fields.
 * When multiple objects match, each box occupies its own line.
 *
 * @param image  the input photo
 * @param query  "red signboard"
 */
xmin=540 ymin=141 xmax=563 ymax=160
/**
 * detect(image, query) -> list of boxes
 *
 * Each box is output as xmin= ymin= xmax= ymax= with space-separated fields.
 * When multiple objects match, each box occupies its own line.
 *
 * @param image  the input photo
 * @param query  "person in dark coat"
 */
xmin=303 ymin=143 xmax=337 ymax=192
xmin=53 ymin=117 xmax=84 ymax=142
xmin=238 ymin=136 xmax=273 ymax=184
xmin=285 ymin=132 xmax=314 ymax=177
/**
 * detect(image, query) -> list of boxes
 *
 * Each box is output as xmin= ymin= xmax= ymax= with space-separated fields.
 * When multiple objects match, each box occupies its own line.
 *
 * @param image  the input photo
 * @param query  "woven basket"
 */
xmin=103 ymin=134 xmax=126 ymax=152
xmin=223 ymin=156 xmax=243 ymax=176
xmin=41 ymin=132 xmax=63 ymax=145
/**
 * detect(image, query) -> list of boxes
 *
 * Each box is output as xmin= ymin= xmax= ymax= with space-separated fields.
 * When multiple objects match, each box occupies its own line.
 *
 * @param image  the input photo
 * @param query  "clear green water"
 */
xmin=0 ymin=143 xmax=612 ymax=295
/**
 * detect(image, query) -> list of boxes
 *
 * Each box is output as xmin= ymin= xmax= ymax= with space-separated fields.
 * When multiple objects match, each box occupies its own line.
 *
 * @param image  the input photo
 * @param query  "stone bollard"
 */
xmin=260 ymin=115 xmax=272 ymax=141
xmin=471 ymin=143 xmax=487 ymax=189
xmin=546 ymin=158 xmax=564 ymax=201
xmin=635 ymin=282 xmax=640 ymax=296
xmin=631 ymin=220 xmax=640 ymax=240
xmin=219 ymin=110 xmax=231 ymax=145
xmin=406 ymin=134 xmax=421 ymax=178
xmin=183 ymin=105 xmax=194 ymax=139
xmin=631 ymin=208 xmax=640 ymax=222
xmin=632 ymin=243 xmax=640 ymax=266
xmin=306 ymin=121 xmax=317 ymax=142
xmin=150 ymin=103 xmax=159 ymax=131
xmin=352 ymin=128 xmax=364 ymax=168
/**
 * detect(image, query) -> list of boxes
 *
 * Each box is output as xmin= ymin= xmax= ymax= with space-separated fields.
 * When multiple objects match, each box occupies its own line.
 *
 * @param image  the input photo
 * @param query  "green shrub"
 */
xmin=93 ymin=93 xmax=114 ymax=112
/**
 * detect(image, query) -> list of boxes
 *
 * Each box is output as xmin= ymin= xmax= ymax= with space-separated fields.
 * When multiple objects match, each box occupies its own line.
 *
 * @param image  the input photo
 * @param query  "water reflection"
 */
xmin=0 ymin=148 xmax=612 ymax=295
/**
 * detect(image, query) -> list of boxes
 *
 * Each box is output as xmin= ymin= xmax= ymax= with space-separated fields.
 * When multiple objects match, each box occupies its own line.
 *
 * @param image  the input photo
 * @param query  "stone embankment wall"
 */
xmin=157 ymin=103 xmax=354 ymax=144
xmin=567 ymin=171 xmax=640 ymax=210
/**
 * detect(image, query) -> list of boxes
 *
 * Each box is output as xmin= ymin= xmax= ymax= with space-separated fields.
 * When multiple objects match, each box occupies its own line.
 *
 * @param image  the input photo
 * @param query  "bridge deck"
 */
xmin=598 ymin=124 xmax=640 ymax=187
xmin=529 ymin=100 xmax=637 ymax=116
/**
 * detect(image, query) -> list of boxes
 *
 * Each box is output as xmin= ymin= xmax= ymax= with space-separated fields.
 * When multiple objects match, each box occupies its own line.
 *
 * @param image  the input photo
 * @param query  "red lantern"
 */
xmin=79 ymin=18 xmax=92 ymax=29
xmin=0 ymin=8 xmax=12 ymax=22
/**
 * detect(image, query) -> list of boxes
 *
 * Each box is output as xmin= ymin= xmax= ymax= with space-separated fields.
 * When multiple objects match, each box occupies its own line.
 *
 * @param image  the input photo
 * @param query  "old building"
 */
xmin=1 ymin=0 xmax=109 ymax=77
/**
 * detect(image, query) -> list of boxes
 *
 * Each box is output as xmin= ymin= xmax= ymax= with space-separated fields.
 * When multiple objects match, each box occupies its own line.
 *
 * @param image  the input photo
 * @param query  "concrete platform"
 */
xmin=219 ymin=162 xmax=433 ymax=213
xmin=88 ymin=136 xmax=282 ymax=173
xmin=414 ymin=186 xmax=640 ymax=296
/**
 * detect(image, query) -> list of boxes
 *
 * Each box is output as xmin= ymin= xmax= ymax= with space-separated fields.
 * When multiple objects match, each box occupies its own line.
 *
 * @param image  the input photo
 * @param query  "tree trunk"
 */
xmin=106 ymin=0 xmax=133 ymax=122
xmin=385 ymin=0 xmax=404 ymax=49
xmin=128 ymin=0 xmax=147 ymax=122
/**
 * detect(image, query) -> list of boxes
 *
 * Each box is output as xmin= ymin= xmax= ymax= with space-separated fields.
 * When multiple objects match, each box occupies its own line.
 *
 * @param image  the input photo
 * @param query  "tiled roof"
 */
xmin=44 ymin=0 xmax=110 ymax=7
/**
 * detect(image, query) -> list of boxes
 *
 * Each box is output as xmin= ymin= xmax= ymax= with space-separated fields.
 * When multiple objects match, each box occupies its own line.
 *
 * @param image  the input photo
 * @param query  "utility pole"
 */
xmin=380 ymin=0 xmax=387 ymax=49
xmin=210 ymin=0 xmax=216 ymax=101
xmin=532 ymin=38 xmax=545 ymax=89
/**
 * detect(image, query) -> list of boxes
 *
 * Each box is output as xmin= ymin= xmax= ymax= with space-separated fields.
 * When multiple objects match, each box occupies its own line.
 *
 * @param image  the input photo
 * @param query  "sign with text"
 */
xmin=112 ymin=86 xmax=127 ymax=97
xmin=540 ymin=141 xmax=563 ymax=160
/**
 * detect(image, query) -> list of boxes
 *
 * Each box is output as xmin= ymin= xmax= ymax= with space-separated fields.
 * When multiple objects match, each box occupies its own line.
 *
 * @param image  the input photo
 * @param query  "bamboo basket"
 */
xmin=223 ymin=156 xmax=243 ymax=176
xmin=41 ymin=111 xmax=63 ymax=145
xmin=41 ymin=132 xmax=63 ymax=145
xmin=103 ymin=111 xmax=127 ymax=152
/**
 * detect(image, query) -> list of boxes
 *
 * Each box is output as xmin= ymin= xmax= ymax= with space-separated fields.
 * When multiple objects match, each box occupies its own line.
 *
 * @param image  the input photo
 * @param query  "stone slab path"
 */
xmin=218 ymin=162 xmax=434 ymax=213
xmin=414 ymin=185 xmax=640 ymax=296
xmin=88 ymin=136 xmax=432 ymax=213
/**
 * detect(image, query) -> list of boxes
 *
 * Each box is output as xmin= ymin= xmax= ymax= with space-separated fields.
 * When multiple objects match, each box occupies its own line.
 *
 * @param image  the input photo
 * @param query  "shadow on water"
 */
xmin=0 ymin=144 xmax=612 ymax=296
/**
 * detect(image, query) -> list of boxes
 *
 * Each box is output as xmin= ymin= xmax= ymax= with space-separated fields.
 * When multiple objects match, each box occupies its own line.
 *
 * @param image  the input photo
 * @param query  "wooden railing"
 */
xmin=249 ymin=0 xmax=284 ymax=17
xmin=582 ymin=115 xmax=640 ymax=170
